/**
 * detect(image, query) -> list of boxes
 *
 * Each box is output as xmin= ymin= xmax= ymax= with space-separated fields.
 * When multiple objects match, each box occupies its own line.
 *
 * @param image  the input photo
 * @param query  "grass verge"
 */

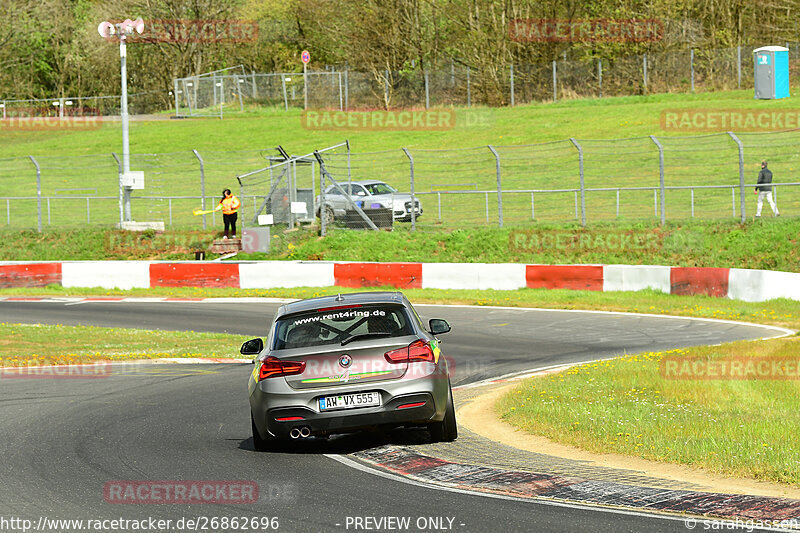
xmin=497 ymin=336 xmax=800 ymax=486
xmin=0 ymin=322 xmax=247 ymax=366
xmin=2 ymin=219 xmax=800 ymax=273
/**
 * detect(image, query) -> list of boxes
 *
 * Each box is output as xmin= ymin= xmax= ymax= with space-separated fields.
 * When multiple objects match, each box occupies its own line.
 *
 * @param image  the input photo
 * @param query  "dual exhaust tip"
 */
xmin=289 ymin=426 xmax=312 ymax=439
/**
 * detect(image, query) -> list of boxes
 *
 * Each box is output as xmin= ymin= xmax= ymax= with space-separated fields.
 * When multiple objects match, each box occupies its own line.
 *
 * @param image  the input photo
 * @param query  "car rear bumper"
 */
xmin=249 ymin=370 xmax=449 ymax=439
xmin=263 ymin=392 xmax=436 ymax=438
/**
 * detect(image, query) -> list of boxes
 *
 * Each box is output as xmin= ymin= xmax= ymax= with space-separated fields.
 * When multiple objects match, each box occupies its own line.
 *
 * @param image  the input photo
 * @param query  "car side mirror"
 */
xmin=240 ymin=338 xmax=264 ymax=355
xmin=429 ymin=319 xmax=451 ymax=335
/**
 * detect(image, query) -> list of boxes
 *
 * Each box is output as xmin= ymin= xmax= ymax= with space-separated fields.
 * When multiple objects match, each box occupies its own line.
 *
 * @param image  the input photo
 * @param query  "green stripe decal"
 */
xmin=300 ymin=370 xmax=394 ymax=383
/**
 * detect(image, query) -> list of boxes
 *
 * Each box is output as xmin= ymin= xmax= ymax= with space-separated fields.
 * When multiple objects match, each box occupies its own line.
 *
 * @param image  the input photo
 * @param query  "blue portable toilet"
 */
xmin=753 ymin=46 xmax=789 ymax=99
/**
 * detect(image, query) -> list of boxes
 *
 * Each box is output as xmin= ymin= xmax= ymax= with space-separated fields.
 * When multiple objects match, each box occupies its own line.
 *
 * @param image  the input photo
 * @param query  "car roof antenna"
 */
xmin=335 ymin=293 xmax=344 ymax=302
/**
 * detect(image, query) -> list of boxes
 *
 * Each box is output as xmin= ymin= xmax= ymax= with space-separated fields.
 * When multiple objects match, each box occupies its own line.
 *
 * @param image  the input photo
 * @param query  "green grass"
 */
xmin=0 ymin=322 xmax=247 ymax=366
xmin=6 ymin=90 xmax=800 ymax=157
xmin=497 ymin=336 xmax=800 ymax=486
xmin=2 ymin=220 xmax=799 ymax=274
xmin=3 ymin=89 xmax=800 ymax=230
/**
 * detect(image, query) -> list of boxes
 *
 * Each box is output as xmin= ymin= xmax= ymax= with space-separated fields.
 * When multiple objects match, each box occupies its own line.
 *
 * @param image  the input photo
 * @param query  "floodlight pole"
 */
xmin=119 ymin=26 xmax=132 ymax=221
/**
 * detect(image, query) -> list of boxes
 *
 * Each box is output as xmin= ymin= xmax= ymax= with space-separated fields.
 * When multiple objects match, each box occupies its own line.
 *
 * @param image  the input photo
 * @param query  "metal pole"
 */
xmin=690 ymin=49 xmax=695 ymax=93
xmin=236 ymin=75 xmax=244 ymax=112
xmin=737 ymin=45 xmax=742 ymax=89
xmin=727 ymin=132 xmax=746 ymax=223
xmin=213 ymin=74 xmax=218 ymax=107
xmin=338 ymin=72 xmax=343 ymax=111
xmin=598 ymin=60 xmax=602 ymax=98
xmin=251 ymin=71 xmax=257 ymax=99
xmin=402 ymin=148 xmax=416 ymax=232
xmin=643 ymin=54 xmax=648 ymax=92
xmin=569 ymin=138 xmax=586 ymax=226
xmin=119 ymin=30 xmax=132 ymax=221
xmin=29 ymin=156 xmax=42 ymax=232
xmin=344 ymin=68 xmax=349 ymax=111
xmin=552 ymin=61 xmax=557 ymax=101
xmin=310 ymin=159 xmax=316 ymax=216
xmin=488 ymin=145 xmax=503 ymax=227
xmin=112 ymin=152 xmax=123 ymax=224
xmin=485 ymin=192 xmax=489 ymax=223
xmin=437 ymin=192 xmax=442 ymax=222
xmin=192 ymin=149 xmax=206 ymax=229
xmin=466 ymin=67 xmax=471 ymax=107
xmin=510 ymin=64 xmax=515 ymax=107
xmin=281 ymin=75 xmax=288 ymax=111
xmin=385 ymin=69 xmax=390 ymax=109
xmin=650 ymin=135 xmax=666 ymax=225
xmin=320 ymin=161 xmax=326 ymax=236
xmin=173 ymin=79 xmax=179 ymax=116
xmin=424 ymin=70 xmax=430 ymax=109
xmin=303 ymin=63 xmax=308 ymax=110
xmin=731 ymin=187 xmax=736 ymax=216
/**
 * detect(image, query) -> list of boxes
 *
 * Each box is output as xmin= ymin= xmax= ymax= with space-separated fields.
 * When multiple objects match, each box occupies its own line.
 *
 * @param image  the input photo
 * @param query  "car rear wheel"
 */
xmin=429 ymin=384 xmax=457 ymax=442
xmin=320 ymin=205 xmax=335 ymax=226
xmin=251 ymin=412 xmax=277 ymax=452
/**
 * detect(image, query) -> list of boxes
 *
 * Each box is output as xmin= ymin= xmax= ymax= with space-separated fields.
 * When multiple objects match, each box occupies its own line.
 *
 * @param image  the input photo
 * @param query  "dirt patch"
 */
xmin=457 ymin=381 xmax=800 ymax=500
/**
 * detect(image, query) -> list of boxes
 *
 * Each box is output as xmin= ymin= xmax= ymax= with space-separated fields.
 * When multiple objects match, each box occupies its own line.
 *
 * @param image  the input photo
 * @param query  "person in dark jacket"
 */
xmin=755 ymin=160 xmax=779 ymax=218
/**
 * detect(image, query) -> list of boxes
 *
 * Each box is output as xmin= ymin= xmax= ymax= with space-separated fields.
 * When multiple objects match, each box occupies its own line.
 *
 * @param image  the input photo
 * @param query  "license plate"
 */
xmin=319 ymin=391 xmax=381 ymax=411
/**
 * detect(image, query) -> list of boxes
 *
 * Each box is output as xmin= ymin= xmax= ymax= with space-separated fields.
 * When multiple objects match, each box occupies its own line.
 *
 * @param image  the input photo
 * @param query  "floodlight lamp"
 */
xmin=98 ymin=21 xmax=115 ymax=38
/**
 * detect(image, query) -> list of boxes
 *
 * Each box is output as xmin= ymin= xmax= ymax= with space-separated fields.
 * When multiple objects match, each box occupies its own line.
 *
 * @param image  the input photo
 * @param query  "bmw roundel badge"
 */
xmin=339 ymin=354 xmax=353 ymax=368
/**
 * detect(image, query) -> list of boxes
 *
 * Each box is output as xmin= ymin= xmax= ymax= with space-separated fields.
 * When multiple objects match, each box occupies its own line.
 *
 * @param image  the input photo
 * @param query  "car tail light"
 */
xmin=275 ymin=416 xmax=305 ymax=421
xmin=384 ymin=340 xmax=434 ymax=364
xmin=397 ymin=401 xmax=426 ymax=410
xmin=258 ymin=357 xmax=306 ymax=380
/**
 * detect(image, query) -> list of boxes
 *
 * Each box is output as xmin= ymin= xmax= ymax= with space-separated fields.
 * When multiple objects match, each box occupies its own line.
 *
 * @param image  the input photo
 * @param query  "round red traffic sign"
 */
xmin=301 ymin=50 xmax=310 ymax=64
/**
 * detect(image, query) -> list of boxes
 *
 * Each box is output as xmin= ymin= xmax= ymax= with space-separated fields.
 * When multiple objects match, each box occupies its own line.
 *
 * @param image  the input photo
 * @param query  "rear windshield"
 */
xmin=272 ymin=304 xmax=415 ymax=350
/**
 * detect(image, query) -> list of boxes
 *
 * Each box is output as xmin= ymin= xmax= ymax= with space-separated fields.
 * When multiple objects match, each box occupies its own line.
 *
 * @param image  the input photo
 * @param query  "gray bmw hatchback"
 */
xmin=243 ymin=291 xmax=456 ymax=450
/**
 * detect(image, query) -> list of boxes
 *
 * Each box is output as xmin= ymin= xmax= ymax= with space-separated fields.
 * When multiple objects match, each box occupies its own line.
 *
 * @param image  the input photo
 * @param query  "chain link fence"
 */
xmin=2 ymin=130 xmax=798 ymax=233
xmin=173 ymin=44 xmax=800 ymax=114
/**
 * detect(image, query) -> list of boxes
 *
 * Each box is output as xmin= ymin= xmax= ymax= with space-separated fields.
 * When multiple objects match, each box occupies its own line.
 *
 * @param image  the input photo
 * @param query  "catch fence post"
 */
xmin=510 ymin=64 xmax=515 ymax=107
xmin=568 ymin=139 xmax=586 ymax=226
xmin=727 ymin=132 xmax=746 ymax=223
xmin=649 ymin=135 xmax=666 ymax=225
xmin=488 ymin=145 xmax=503 ymax=227
xmin=192 ymin=149 xmax=206 ymax=229
xmin=402 ymin=148 xmax=416 ymax=232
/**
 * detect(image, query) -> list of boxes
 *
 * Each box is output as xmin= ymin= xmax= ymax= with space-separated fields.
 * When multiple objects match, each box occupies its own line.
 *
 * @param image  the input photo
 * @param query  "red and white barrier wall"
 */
xmin=1 ymin=261 xmax=799 ymax=303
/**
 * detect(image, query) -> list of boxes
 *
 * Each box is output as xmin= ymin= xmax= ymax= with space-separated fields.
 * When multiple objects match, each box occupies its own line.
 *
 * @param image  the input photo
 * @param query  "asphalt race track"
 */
xmin=0 ymin=299 xmax=786 ymax=532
